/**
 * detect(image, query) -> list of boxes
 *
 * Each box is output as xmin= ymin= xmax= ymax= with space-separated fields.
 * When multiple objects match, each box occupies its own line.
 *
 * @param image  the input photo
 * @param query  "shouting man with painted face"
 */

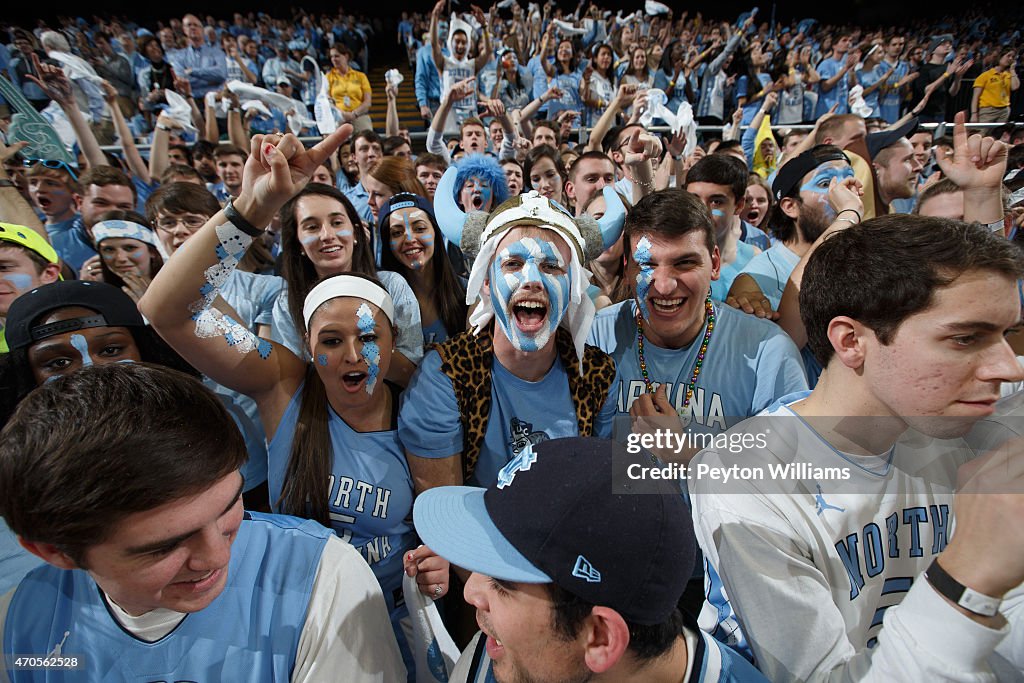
xmin=399 ymin=168 xmax=627 ymax=491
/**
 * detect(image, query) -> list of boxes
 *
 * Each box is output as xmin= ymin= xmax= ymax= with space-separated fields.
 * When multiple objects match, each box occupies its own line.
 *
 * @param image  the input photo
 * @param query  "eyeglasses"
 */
xmin=156 ymin=215 xmax=209 ymax=232
xmin=23 ymin=158 xmax=80 ymax=181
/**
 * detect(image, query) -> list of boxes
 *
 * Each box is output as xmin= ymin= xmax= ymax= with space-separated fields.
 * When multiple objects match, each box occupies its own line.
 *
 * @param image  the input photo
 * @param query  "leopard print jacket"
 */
xmin=432 ymin=325 xmax=617 ymax=483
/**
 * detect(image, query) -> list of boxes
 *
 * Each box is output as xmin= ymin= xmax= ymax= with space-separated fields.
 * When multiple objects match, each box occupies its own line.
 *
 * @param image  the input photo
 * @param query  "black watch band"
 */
xmin=223 ymin=199 xmax=264 ymax=237
xmin=924 ymin=559 xmax=1001 ymax=617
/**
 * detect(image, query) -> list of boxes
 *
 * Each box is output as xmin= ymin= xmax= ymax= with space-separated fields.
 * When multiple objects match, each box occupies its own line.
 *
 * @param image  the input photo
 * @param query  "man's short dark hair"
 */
xmin=0 ymin=363 xmax=247 ymax=566
xmin=624 ymin=188 xmax=716 ymax=256
xmin=801 ymin=216 xmax=1024 ymax=366
xmin=1007 ymin=143 xmax=1024 ymax=171
xmin=602 ymin=124 xmax=643 ymax=155
xmin=213 ymin=144 xmax=247 ymax=161
xmin=547 ymin=583 xmax=685 ymax=662
xmin=79 ymin=166 xmax=136 ymax=201
xmin=533 ymin=120 xmax=560 ymax=145
xmin=415 ymin=152 xmax=448 ymax=171
xmin=382 ymin=135 xmax=411 ymax=156
xmin=169 ymin=143 xmax=194 ymax=166
xmin=353 ymin=129 xmax=382 ymax=148
xmin=713 ymin=139 xmax=744 ymax=157
xmin=684 ymin=154 xmax=748 ymax=203
xmin=146 ymin=181 xmax=222 ymax=223
xmin=568 ymin=151 xmax=614 ymax=182
xmin=192 ymin=139 xmax=217 ymax=159
xmin=159 ymin=164 xmax=203 ymax=184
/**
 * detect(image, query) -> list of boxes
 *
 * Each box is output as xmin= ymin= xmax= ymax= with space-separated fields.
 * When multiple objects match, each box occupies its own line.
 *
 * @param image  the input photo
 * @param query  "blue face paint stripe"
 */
xmin=2 ymin=273 xmax=34 ymax=291
xmin=633 ymin=236 xmax=654 ymax=323
xmin=69 ymin=334 xmax=93 ymax=366
xmin=356 ymin=303 xmax=381 ymax=394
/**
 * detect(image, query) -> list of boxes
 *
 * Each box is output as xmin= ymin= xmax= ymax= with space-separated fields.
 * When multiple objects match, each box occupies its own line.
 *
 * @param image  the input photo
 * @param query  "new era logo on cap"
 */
xmin=571 ymin=555 xmax=601 ymax=583
xmin=496 ymin=444 xmax=538 ymax=489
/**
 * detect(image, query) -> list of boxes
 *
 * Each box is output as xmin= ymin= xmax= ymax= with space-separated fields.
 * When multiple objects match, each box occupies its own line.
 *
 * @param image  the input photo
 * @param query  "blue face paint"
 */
xmin=356 ymin=303 xmax=381 ymax=395
xmin=391 ymin=210 xmax=433 ymax=271
xmin=464 ymin=177 xmax=493 ymax=211
xmin=316 ymin=353 xmax=328 ymax=366
xmin=69 ymin=334 xmax=93 ymax=367
xmin=800 ymin=166 xmax=855 ymax=220
xmin=489 ymin=237 xmax=570 ymax=352
xmin=300 ymin=234 xmax=319 ymax=246
xmin=2 ymin=273 xmax=34 ymax=292
xmin=633 ymin=236 xmax=655 ymax=322
xmin=710 ymin=208 xmax=725 ymax=218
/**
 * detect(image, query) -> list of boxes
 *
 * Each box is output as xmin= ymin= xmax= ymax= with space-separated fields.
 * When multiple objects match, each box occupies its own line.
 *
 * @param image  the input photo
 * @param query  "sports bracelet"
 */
xmin=835 ymin=208 xmax=862 ymax=222
xmin=224 ymin=200 xmax=265 ymax=237
xmin=925 ymin=558 xmax=1002 ymax=617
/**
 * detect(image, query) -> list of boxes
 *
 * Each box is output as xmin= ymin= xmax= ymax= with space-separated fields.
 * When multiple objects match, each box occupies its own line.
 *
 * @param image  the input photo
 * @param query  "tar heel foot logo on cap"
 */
xmin=572 ymin=555 xmax=601 ymax=583
xmin=496 ymin=442 xmax=538 ymax=489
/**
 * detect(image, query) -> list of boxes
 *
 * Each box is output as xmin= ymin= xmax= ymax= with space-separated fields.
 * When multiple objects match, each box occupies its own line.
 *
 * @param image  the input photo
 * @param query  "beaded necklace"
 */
xmin=636 ymin=295 xmax=716 ymax=416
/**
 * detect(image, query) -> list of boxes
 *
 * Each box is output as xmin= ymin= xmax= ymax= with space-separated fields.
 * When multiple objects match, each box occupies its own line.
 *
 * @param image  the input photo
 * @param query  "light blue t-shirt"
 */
xmin=815 ymin=56 xmax=850 ymax=117
xmin=267 ymin=384 xmax=415 ymax=608
xmin=398 ymin=346 xmax=617 ymax=487
xmin=879 ymin=59 xmax=910 ymax=124
xmin=856 ymin=63 xmax=889 ymax=118
xmin=588 ymin=301 xmax=808 ymax=433
xmin=45 ymin=215 xmax=96 ymax=272
xmin=269 ymin=271 xmax=424 ymax=366
xmin=738 ymin=241 xmax=800 ymax=310
xmin=711 ymin=240 xmax=757 ymax=302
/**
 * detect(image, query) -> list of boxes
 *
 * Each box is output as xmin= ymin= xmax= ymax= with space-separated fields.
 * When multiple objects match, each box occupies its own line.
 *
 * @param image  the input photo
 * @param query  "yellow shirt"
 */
xmin=974 ymin=68 xmax=1013 ymax=109
xmin=326 ymin=68 xmax=371 ymax=112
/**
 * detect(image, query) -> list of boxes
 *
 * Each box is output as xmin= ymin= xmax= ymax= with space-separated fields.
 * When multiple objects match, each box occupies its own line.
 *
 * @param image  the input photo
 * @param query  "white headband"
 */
xmin=92 ymin=220 xmax=160 ymax=250
xmin=302 ymin=276 xmax=395 ymax=330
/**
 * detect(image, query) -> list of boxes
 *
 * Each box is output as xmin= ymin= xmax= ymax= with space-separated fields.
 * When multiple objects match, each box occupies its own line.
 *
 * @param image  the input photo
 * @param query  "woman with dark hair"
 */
xmin=494 ymin=48 xmax=531 ymax=111
xmin=581 ymin=189 xmax=632 ymax=309
xmin=271 ymin=183 xmax=423 ymax=386
xmin=377 ymin=193 xmax=466 ymax=345
xmin=89 ymin=210 xmax=164 ymax=304
xmin=140 ymin=134 xmax=447 ymax=677
xmin=736 ymin=41 xmax=774 ymax=126
xmin=523 ymin=144 xmax=568 ymax=206
xmin=582 ymin=43 xmax=616 ymax=128
xmin=542 ymin=38 xmax=585 ymax=120
xmin=137 ymin=34 xmax=176 ymax=117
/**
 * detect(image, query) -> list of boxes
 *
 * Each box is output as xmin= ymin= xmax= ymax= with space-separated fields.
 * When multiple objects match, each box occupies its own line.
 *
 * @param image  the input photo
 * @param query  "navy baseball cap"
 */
xmin=6 ymin=281 xmax=144 ymax=350
xmin=414 ymin=437 xmax=694 ymax=625
xmin=772 ymin=144 xmax=850 ymax=200
xmin=866 ymin=117 xmax=919 ymax=160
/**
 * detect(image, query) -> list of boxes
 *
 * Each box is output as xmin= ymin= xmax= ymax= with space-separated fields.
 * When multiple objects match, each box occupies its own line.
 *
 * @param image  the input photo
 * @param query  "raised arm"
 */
xmin=936 ymin=111 xmax=1007 ymax=225
xmin=472 ymin=5 xmax=493 ymax=73
xmin=140 ymin=127 xmax=353 ymax=423
xmin=101 ymin=81 xmax=151 ymax=184
xmin=430 ymin=0 xmax=445 ymax=77
xmin=26 ymin=55 xmax=106 ymax=170
xmin=584 ymin=82 xmax=635 ymax=152
xmin=386 ymin=81 xmax=400 ymax=137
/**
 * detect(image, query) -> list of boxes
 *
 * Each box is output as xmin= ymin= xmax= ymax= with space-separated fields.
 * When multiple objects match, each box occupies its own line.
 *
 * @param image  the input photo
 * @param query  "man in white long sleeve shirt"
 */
xmin=690 ymin=213 xmax=1024 ymax=682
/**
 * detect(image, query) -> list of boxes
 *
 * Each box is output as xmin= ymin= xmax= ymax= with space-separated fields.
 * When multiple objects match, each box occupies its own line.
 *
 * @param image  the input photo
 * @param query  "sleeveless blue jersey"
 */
xmin=4 ymin=514 xmax=329 ymax=682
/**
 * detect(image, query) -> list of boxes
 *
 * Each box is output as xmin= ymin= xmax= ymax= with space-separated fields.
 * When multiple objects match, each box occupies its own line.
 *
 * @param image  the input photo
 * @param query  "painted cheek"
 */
xmin=69 ymin=334 xmax=93 ymax=366
xmin=2 ymin=273 xmax=34 ymax=292
xmin=710 ymin=208 xmax=725 ymax=218
xmin=633 ymin=237 xmax=655 ymax=322
xmin=316 ymin=353 xmax=329 ymax=366
xmin=300 ymin=234 xmax=319 ymax=246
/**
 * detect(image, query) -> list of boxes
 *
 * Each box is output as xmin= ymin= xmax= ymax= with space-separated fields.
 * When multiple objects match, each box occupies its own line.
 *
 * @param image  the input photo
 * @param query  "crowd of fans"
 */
xmin=0 ymin=4 xmax=1022 ymax=683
